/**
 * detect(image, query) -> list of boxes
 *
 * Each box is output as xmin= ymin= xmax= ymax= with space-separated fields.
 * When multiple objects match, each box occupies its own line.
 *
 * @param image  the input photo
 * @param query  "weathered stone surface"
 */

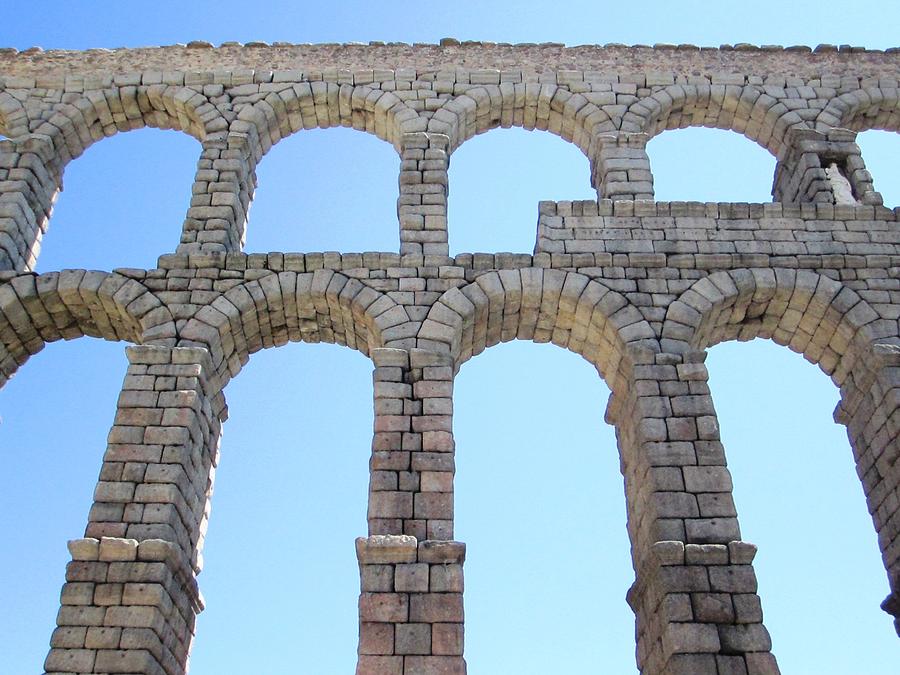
xmin=6 ymin=40 xmax=899 ymax=675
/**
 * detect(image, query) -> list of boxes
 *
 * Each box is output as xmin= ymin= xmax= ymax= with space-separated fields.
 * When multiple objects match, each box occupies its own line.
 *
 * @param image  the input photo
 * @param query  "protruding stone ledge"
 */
xmin=355 ymin=536 xmax=467 ymax=565
xmin=356 ymin=534 xmax=418 ymax=564
xmin=630 ymin=540 xmax=762 ymax=597
xmin=881 ymin=589 xmax=900 ymax=635
xmin=418 ymin=540 xmax=466 ymax=564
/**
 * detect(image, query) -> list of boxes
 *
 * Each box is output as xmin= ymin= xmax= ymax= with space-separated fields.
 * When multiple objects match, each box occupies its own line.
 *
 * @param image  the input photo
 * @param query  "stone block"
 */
xmin=717 ymin=655 xmax=750 ymax=675
xmin=709 ymin=565 xmax=758 ymax=593
xmin=683 ymin=466 xmax=733 ymax=493
xmin=685 ymin=544 xmax=729 ymax=565
xmin=44 ymin=648 xmax=97 ymax=672
xmin=357 ymin=655 xmax=403 ymax=675
xmin=418 ymin=541 xmax=466 ymax=564
xmin=685 ymin=518 xmax=741 ymax=544
xmin=395 ymin=564 xmax=430 ymax=592
xmin=85 ymin=626 xmax=122 ymax=649
xmin=361 ymin=565 xmax=395 ymax=593
xmin=67 ymin=538 xmax=100 ymax=561
xmin=50 ymin=626 xmax=88 ymax=649
xmin=60 ymin=582 xmax=94 ymax=606
xmin=666 ymin=653 xmax=718 ymax=674
xmin=359 ymin=593 xmax=409 ymax=623
xmin=359 ymin=622 xmax=394 ymax=655
xmin=409 ymin=593 xmax=464 ymax=623
xmin=402 ymin=655 xmax=466 ymax=675
xmin=652 ymin=540 xmax=686 ymax=566
xmin=659 ymin=565 xmax=710 ymax=592
xmin=718 ymin=624 xmax=772 ymax=653
xmin=395 ymin=622 xmax=431 ymax=654
xmin=746 ymin=652 xmax=781 ymax=674
xmin=692 ymin=592 xmax=735 ymax=623
xmin=728 ymin=541 xmax=758 ymax=564
xmin=733 ymin=594 xmax=764 ymax=624
xmin=430 ymin=564 xmax=464 ymax=593
xmin=356 ymin=535 xmax=418 ymax=564
xmin=664 ymin=622 xmax=721 ymax=653
xmin=98 ymin=537 xmax=139 ymax=562
xmin=432 ymin=623 xmax=464 ymax=655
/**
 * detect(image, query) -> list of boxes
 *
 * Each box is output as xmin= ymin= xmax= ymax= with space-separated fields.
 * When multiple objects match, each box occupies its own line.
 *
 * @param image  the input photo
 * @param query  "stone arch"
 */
xmin=176 ymin=269 xmax=408 ymax=388
xmin=426 ymin=85 xmax=614 ymax=158
xmin=2 ymin=86 xmax=218 ymax=269
xmin=817 ymin=87 xmax=900 ymax=133
xmin=626 ymin=84 xmax=812 ymax=158
xmin=234 ymin=83 xmax=421 ymax=159
xmin=1 ymin=84 xmax=223 ymax=267
xmin=178 ymin=85 xmax=420 ymax=255
xmin=660 ymin=268 xmax=890 ymax=384
xmin=0 ymin=270 xmax=175 ymax=387
xmin=30 ymin=85 xmax=218 ymax=168
xmin=418 ymin=267 xmax=657 ymax=394
xmin=661 ymin=267 xmax=900 ymax=625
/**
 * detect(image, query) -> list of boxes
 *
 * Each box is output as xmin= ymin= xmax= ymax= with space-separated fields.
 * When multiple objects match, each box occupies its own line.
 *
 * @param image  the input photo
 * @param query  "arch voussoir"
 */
xmin=176 ymin=270 xmax=395 ymax=388
xmin=628 ymin=83 xmax=810 ymax=157
xmin=819 ymin=87 xmax=900 ymax=133
xmin=420 ymin=267 xmax=656 ymax=395
xmin=661 ymin=268 xmax=886 ymax=382
xmin=0 ymin=270 xmax=172 ymax=387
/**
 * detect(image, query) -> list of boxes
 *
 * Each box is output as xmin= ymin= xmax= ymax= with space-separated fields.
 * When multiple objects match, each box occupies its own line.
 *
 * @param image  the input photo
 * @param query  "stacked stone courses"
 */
xmin=1 ymin=39 xmax=900 ymax=674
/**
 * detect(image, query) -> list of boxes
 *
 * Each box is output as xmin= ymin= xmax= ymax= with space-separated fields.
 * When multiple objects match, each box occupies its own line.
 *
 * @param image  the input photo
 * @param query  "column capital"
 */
xmin=594 ymin=130 xmax=652 ymax=149
xmin=400 ymin=131 xmax=451 ymax=151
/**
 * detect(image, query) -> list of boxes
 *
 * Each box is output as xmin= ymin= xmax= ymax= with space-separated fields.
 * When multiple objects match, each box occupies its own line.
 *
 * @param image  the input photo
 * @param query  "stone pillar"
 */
xmin=591 ymin=132 xmax=654 ymax=201
xmin=368 ymin=347 xmax=455 ymax=541
xmin=773 ymin=128 xmax=882 ymax=206
xmin=357 ymin=535 xmax=466 ymax=675
xmin=398 ymin=133 xmax=449 ymax=257
xmin=45 ymin=345 xmax=226 ymax=675
xmin=360 ymin=348 xmax=465 ymax=674
xmin=0 ymin=135 xmax=61 ymax=271
xmin=835 ymin=344 xmax=900 ymax=636
xmin=611 ymin=350 xmax=779 ymax=675
xmin=177 ymin=129 xmax=257 ymax=255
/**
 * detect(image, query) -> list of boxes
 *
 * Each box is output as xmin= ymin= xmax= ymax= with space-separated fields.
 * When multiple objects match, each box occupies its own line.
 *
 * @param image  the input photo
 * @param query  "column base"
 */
xmin=45 ymin=537 xmax=201 ymax=675
xmin=357 ymin=535 xmax=466 ymax=675
xmin=627 ymin=540 xmax=780 ymax=675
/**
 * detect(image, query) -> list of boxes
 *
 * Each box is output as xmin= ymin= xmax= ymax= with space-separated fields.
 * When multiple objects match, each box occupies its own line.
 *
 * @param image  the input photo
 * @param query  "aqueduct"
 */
xmin=1 ymin=39 xmax=899 ymax=674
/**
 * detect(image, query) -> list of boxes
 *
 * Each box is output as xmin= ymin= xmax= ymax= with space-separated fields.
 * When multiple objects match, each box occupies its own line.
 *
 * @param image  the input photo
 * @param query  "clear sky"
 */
xmin=1 ymin=2 xmax=899 ymax=673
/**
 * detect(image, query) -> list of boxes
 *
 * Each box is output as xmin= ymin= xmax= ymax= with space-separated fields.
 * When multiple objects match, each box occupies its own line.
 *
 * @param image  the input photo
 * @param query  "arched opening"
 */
xmin=187 ymin=342 xmax=372 ymax=673
xmin=856 ymin=129 xmax=900 ymax=207
xmin=245 ymin=127 xmax=399 ymax=253
xmin=37 ymin=128 xmax=198 ymax=271
xmin=706 ymin=339 xmax=895 ymax=673
xmin=648 ymin=127 xmax=775 ymax=202
xmin=454 ymin=341 xmax=638 ymax=674
xmin=447 ymin=128 xmax=595 ymax=255
xmin=0 ymin=339 xmax=130 ymax=673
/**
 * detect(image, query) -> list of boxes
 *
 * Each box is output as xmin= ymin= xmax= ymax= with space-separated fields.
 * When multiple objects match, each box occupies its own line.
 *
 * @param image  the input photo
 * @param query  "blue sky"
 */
xmin=1 ymin=2 xmax=899 ymax=673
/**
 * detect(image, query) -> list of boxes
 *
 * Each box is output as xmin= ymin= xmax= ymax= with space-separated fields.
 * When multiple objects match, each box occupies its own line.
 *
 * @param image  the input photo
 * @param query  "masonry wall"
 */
xmin=1 ymin=41 xmax=899 ymax=675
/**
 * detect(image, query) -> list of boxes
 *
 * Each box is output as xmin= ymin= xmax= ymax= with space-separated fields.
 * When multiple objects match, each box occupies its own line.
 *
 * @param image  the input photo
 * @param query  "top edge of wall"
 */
xmin=2 ymin=40 xmax=899 ymax=79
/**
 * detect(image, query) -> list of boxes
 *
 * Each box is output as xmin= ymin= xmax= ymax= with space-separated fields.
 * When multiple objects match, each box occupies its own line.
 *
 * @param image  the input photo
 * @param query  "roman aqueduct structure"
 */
xmin=1 ymin=39 xmax=899 ymax=673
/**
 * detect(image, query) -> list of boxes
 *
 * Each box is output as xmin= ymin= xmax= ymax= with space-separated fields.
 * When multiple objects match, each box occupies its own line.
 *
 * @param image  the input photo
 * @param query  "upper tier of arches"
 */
xmin=5 ymin=74 xmax=900 ymax=168
xmin=2 ymin=72 xmax=900 ymax=272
